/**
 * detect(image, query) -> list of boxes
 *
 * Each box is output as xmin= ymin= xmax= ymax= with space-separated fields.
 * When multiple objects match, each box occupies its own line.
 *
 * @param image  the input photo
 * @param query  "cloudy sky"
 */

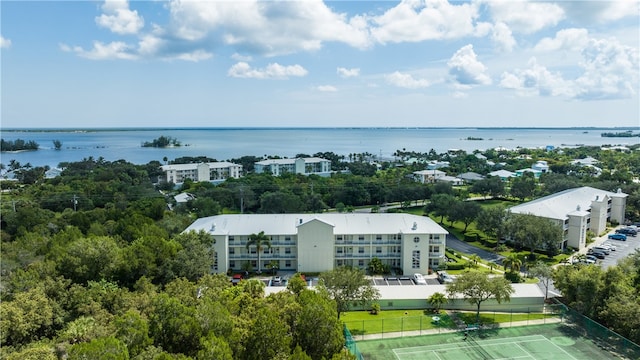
xmin=1 ymin=0 xmax=639 ymax=128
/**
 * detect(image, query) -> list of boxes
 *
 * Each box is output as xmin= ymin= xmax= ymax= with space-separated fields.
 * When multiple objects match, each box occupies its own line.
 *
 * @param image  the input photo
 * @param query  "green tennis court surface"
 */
xmin=356 ymin=324 xmax=629 ymax=360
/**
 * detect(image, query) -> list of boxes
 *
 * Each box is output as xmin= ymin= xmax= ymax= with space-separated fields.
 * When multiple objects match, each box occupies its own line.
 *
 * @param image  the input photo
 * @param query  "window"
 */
xmin=229 ymin=261 xmax=235 ymax=268
xmin=229 ymin=248 xmax=235 ymax=254
xmin=263 ymin=248 xmax=270 ymax=254
xmin=414 ymin=237 xmax=420 ymax=243
xmin=358 ymin=259 xmax=365 ymax=267
xmin=429 ymin=246 xmax=439 ymax=253
xmin=376 ymin=235 xmax=382 ymax=241
xmin=229 ymin=236 xmax=235 ymax=242
xmin=285 ymin=260 xmax=291 ymax=268
xmin=285 ymin=236 xmax=291 ymax=241
xmin=337 ymin=235 xmax=343 ymax=241
xmin=337 ymin=247 xmax=343 ymax=254
xmin=358 ymin=247 xmax=365 ymax=254
xmin=376 ymin=246 xmax=382 ymax=254
xmin=285 ymin=247 xmax=291 ymax=254
xmin=359 ymin=235 xmax=365 ymax=241
xmin=412 ymin=250 xmax=420 ymax=269
xmin=250 ymin=247 xmax=256 ymax=254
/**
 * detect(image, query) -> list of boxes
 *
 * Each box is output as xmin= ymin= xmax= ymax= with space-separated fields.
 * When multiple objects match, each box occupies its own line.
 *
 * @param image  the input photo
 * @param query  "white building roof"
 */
xmin=510 ymin=186 xmax=627 ymax=221
xmin=161 ymin=162 xmax=239 ymax=171
xmin=184 ymin=213 xmax=449 ymax=236
xmin=264 ymin=283 xmax=543 ymax=300
xmin=255 ymin=157 xmax=328 ymax=165
xmin=488 ymin=170 xmax=515 ymax=178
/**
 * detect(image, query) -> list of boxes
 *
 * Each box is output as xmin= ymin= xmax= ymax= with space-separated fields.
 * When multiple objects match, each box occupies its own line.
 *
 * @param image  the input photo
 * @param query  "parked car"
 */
xmin=584 ymin=255 xmax=598 ymax=264
xmin=413 ymin=273 xmax=427 ymax=285
xmin=588 ymin=249 xmax=606 ymax=259
xmin=593 ymin=246 xmax=610 ymax=255
xmin=601 ymin=243 xmax=616 ymax=251
xmin=437 ymin=271 xmax=454 ymax=284
xmin=608 ymin=233 xmax=627 ymax=241
xmin=272 ymin=276 xmax=282 ymax=285
xmin=616 ymin=227 xmax=637 ymax=236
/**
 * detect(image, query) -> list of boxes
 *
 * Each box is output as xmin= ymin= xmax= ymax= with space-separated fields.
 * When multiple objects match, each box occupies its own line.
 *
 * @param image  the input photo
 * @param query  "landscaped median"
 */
xmin=342 ymin=309 xmax=561 ymax=339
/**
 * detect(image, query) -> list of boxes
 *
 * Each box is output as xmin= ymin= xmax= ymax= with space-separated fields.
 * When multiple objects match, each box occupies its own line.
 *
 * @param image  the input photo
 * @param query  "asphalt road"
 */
xmin=445 ymin=234 xmax=505 ymax=264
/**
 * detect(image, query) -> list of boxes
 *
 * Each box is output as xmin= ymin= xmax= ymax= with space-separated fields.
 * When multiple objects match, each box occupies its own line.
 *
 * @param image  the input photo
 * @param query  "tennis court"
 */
xmin=355 ymin=323 xmax=634 ymax=360
xmin=392 ymin=334 xmax=576 ymax=360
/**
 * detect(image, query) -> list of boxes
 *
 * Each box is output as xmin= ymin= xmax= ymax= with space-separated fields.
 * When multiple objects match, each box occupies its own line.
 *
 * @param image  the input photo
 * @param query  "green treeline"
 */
xmin=142 ymin=136 xmax=181 ymax=148
xmin=0 ymin=138 xmax=39 ymax=151
xmin=601 ymin=131 xmax=640 ymax=137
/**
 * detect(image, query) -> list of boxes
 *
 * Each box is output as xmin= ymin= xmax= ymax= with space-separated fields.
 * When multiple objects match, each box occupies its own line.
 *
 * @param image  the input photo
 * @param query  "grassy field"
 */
xmin=342 ymin=310 xmax=557 ymax=335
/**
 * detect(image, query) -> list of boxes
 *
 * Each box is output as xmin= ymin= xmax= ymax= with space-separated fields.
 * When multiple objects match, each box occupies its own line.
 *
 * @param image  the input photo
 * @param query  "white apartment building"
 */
xmin=160 ymin=162 xmax=242 ymax=184
xmin=254 ymin=157 xmax=331 ymax=176
xmin=183 ymin=213 xmax=448 ymax=275
xmin=509 ymin=186 xmax=627 ymax=250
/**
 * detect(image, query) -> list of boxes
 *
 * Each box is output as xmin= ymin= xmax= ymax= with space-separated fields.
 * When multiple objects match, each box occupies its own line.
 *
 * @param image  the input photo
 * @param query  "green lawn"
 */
xmin=342 ymin=310 xmax=557 ymax=335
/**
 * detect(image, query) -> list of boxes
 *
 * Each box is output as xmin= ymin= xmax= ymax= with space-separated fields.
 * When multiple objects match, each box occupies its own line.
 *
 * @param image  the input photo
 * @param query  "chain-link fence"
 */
xmin=344 ymin=324 xmax=364 ymax=360
xmin=343 ymin=306 xmax=564 ymax=341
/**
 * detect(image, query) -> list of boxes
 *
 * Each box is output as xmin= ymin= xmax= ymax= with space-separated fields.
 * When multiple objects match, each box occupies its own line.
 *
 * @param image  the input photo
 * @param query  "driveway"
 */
xmin=446 ymin=234 xmax=505 ymax=264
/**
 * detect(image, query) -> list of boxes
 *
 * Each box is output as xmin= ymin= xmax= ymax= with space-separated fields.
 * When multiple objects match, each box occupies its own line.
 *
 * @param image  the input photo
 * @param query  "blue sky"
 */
xmin=1 ymin=0 xmax=639 ymax=128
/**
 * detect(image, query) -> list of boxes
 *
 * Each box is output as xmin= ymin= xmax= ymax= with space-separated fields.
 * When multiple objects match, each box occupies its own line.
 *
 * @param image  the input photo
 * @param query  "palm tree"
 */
xmin=427 ymin=292 xmax=448 ymax=313
xmin=502 ymin=254 xmax=522 ymax=274
xmin=469 ymin=254 xmax=481 ymax=269
xmin=246 ymin=231 xmax=271 ymax=274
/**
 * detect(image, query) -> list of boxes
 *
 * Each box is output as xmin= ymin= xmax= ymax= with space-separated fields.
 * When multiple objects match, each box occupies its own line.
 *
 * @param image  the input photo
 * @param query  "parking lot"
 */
xmin=589 ymin=227 xmax=640 ymax=269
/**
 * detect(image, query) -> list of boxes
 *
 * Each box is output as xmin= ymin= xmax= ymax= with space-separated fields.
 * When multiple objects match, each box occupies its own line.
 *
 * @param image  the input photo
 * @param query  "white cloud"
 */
xmin=447 ymin=44 xmax=491 ymax=86
xmin=575 ymin=38 xmax=639 ymax=100
xmin=315 ymin=85 xmax=338 ymax=92
xmin=337 ymin=67 xmax=360 ymax=78
xmin=60 ymin=41 xmax=138 ymax=60
xmin=484 ymin=0 xmax=564 ymax=34
xmin=370 ymin=0 xmax=482 ymax=43
xmin=232 ymin=53 xmax=253 ymax=62
xmin=491 ymin=22 xmax=516 ymax=52
xmin=385 ymin=71 xmax=430 ymax=89
xmin=96 ymin=0 xmax=144 ymax=35
xmin=500 ymin=58 xmax=574 ymax=97
xmin=227 ymin=62 xmax=308 ymax=79
xmin=534 ymin=28 xmax=589 ymax=52
xmin=167 ymin=0 xmax=371 ymax=56
xmin=0 ymin=35 xmax=11 ymax=49
xmin=559 ymin=1 xmax=640 ymax=24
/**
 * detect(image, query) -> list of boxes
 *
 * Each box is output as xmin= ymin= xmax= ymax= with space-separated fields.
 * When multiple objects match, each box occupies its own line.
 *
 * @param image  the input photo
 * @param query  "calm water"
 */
xmin=1 ymin=128 xmax=638 ymax=168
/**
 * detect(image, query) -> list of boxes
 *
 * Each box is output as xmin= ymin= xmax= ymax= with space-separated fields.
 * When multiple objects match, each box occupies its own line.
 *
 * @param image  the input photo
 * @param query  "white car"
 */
xmin=437 ymin=271 xmax=454 ymax=284
xmin=601 ymin=243 xmax=616 ymax=251
xmin=413 ymin=273 xmax=427 ymax=285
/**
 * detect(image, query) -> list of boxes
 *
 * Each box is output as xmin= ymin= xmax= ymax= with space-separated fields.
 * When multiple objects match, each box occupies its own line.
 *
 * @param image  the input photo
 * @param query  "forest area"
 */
xmin=1 ymin=145 xmax=640 ymax=357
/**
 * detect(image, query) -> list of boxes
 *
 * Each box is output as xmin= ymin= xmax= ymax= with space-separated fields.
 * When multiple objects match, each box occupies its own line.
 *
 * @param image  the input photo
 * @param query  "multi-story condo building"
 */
xmin=509 ymin=186 xmax=627 ymax=250
xmin=183 ymin=213 xmax=448 ymax=275
xmin=254 ymin=157 xmax=331 ymax=176
xmin=160 ymin=162 xmax=242 ymax=184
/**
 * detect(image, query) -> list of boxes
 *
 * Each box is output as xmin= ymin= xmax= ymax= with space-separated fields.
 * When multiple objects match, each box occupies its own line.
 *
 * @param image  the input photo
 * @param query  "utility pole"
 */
xmin=239 ymin=187 xmax=244 ymax=214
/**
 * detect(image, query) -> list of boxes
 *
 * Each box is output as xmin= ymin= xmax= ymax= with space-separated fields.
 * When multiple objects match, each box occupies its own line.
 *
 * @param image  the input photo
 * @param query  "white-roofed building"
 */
xmin=489 ymin=170 xmax=516 ymax=181
xmin=509 ymin=186 xmax=627 ymax=250
xmin=413 ymin=169 xmax=446 ymax=184
xmin=183 ymin=213 xmax=448 ymax=275
xmin=254 ymin=157 xmax=331 ymax=177
xmin=161 ymin=162 xmax=242 ymax=184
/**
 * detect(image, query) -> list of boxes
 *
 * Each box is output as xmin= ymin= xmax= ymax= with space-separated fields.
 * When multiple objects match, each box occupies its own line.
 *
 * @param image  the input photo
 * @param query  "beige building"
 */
xmin=160 ymin=162 xmax=242 ymax=184
xmin=183 ymin=213 xmax=448 ymax=275
xmin=509 ymin=186 xmax=627 ymax=250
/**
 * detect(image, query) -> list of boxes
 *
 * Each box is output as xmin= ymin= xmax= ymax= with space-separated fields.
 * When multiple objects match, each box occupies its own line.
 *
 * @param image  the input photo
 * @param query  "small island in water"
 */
xmin=141 ymin=136 xmax=181 ymax=148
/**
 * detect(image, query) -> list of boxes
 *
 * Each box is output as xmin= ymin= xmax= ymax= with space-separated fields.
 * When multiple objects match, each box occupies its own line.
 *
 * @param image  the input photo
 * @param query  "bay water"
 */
xmin=1 ymin=127 xmax=638 ymax=169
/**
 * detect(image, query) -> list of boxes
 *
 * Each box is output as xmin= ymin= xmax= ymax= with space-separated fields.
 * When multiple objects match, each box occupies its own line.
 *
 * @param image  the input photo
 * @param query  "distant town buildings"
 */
xmin=184 ymin=213 xmax=448 ymax=275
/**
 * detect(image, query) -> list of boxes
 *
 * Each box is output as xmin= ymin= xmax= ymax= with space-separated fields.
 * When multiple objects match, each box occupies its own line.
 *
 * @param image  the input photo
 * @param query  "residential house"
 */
xmin=457 ymin=172 xmax=485 ymax=183
xmin=183 ymin=213 xmax=448 ymax=275
xmin=413 ymin=169 xmax=446 ymax=184
xmin=488 ymin=170 xmax=516 ymax=181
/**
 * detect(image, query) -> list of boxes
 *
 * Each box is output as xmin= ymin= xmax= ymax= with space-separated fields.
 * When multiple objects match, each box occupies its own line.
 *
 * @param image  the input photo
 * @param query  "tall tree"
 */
xmin=449 ymin=200 xmax=481 ymax=231
xmin=425 ymin=193 xmax=456 ymax=224
xmin=476 ymin=206 xmax=506 ymax=240
xmin=502 ymin=254 xmax=523 ymax=274
xmin=510 ymin=173 xmax=536 ymax=201
xmin=246 ymin=231 xmax=271 ymax=274
xmin=318 ymin=267 xmax=380 ymax=319
xmin=529 ymin=261 xmax=553 ymax=300
xmin=446 ymin=272 xmax=514 ymax=325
